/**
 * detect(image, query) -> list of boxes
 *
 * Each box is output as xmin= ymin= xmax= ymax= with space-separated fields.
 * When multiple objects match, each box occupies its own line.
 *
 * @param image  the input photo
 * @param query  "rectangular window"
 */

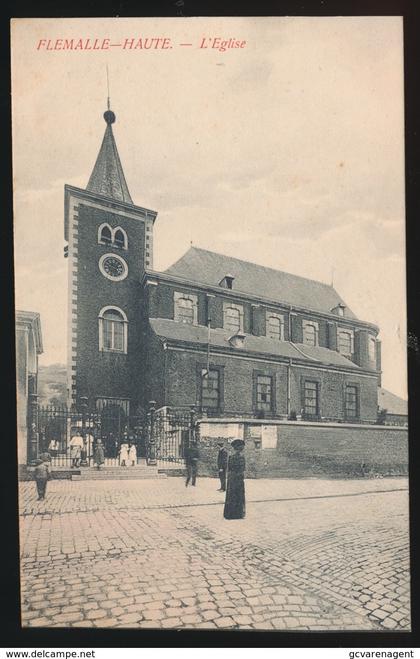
xmin=345 ymin=385 xmax=359 ymax=419
xmin=201 ymin=369 xmax=220 ymax=411
xmin=256 ymin=375 xmax=273 ymax=412
xmin=304 ymin=380 xmax=319 ymax=417
xmin=303 ymin=321 xmax=319 ymax=346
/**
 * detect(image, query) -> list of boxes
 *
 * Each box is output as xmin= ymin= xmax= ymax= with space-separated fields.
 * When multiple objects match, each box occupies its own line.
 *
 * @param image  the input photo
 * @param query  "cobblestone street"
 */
xmin=19 ymin=477 xmax=410 ymax=631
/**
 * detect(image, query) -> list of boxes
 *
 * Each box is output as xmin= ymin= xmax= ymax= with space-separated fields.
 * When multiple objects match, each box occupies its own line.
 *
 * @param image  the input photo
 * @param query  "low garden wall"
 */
xmin=197 ymin=419 xmax=408 ymax=479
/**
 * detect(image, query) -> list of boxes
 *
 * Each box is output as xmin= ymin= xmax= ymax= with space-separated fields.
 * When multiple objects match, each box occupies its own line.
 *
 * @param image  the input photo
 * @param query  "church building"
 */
xmin=65 ymin=107 xmax=381 ymax=425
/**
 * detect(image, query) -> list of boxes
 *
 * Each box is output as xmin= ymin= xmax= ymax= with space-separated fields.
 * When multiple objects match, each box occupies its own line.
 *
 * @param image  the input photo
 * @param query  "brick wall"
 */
xmin=196 ymin=421 xmax=408 ymax=479
xmin=162 ymin=347 xmax=378 ymax=421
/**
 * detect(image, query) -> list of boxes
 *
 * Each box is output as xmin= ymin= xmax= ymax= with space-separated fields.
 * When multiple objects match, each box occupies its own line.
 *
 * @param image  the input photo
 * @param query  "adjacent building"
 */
xmin=65 ymin=107 xmax=381 ymax=427
xmin=15 ymin=311 xmax=43 ymax=464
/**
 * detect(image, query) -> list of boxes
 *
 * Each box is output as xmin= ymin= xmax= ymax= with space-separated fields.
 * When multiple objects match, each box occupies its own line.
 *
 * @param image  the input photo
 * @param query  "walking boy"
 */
xmin=34 ymin=457 xmax=51 ymax=500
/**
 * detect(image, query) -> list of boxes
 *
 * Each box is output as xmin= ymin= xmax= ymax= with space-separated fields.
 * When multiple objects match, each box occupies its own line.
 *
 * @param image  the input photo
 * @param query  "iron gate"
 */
xmin=34 ymin=403 xmax=146 ymax=468
xmin=148 ymin=405 xmax=197 ymax=465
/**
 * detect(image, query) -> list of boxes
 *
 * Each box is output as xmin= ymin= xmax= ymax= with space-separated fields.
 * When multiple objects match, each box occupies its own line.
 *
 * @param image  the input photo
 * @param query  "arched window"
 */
xmin=98 ymin=307 xmax=128 ymax=353
xmin=338 ymin=329 xmax=354 ymax=356
xmin=98 ymin=224 xmax=112 ymax=245
xmin=303 ymin=321 xmax=318 ymax=346
xmin=266 ymin=313 xmax=284 ymax=341
xmin=177 ymin=297 xmax=194 ymax=324
xmin=97 ymin=224 xmax=128 ymax=249
xmin=174 ymin=292 xmax=198 ymax=325
xmin=114 ymin=227 xmax=127 ymax=249
xmin=224 ymin=307 xmax=241 ymax=333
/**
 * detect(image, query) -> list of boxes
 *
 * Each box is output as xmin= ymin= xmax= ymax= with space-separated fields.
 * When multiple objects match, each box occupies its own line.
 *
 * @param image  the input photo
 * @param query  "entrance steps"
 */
xmin=72 ymin=466 xmax=167 ymax=481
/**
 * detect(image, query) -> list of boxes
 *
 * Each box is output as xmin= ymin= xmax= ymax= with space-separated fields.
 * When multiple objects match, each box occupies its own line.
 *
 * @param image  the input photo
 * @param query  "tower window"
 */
xmin=98 ymin=224 xmax=128 ymax=249
xmin=174 ymin=292 xmax=198 ymax=325
xmin=114 ymin=228 xmax=126 ymax=249
xmin=99 ymin=224 xmax=112 ymax=245
xmin=98 ymin=306 xmax=128 ymax=353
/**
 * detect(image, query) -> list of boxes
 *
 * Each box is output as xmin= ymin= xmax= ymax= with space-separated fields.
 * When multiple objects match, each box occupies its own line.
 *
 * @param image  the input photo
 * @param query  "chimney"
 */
xmin=219 ymin=273 xmax=235 ymax=289
xmin=331 ymin=303 xmax=346 ymax=317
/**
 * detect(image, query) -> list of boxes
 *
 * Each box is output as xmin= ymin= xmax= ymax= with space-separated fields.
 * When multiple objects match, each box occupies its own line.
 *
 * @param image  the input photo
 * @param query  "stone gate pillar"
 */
xmin=27 ymin=393 xmax=39 ymax=464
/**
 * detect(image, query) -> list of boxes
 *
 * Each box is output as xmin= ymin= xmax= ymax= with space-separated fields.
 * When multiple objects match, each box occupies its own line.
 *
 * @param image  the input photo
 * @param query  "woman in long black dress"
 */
xmin=223 ymin=439 xmax=246 ymax=519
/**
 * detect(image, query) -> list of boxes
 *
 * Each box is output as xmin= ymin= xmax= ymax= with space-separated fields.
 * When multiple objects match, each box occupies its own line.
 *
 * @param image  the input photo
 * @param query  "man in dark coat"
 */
xmin=185 ymin=439 xmax=199 ymax=487
xmin=217 ymin=440 xmax=229 ymax=492
xmin=223 ymin=439 xmax=246 ymax=519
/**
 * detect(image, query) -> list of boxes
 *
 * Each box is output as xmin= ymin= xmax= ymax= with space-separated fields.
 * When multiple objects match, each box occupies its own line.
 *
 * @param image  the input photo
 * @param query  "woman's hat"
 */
xmin=231 ymin=439 xmax=245 ymax=449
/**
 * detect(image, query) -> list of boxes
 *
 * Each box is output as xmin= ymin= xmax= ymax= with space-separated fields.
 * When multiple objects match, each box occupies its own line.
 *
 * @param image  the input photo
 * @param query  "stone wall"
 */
xmin=196 ymin=419 xmax=408 ymax=479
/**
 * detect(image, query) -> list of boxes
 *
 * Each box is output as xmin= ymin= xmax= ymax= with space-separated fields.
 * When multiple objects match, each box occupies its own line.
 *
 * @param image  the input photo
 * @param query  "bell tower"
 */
xmin=64 ymin=105 xmax=157 ymax=416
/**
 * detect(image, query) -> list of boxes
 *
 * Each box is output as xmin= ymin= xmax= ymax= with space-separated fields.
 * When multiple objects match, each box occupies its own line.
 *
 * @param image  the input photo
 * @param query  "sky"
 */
xmin=11 ymin=17 xmax=407 ymax=398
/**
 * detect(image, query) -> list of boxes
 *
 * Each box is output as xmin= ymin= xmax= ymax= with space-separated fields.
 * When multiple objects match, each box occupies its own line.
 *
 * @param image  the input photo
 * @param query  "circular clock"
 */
xmin=99 ymin=254 xmax=128 ymax=281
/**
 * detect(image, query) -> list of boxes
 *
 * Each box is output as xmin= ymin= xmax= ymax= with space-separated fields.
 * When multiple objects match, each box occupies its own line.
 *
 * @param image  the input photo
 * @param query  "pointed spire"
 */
xmin=86 ymin=105 xmax=133 ymax=204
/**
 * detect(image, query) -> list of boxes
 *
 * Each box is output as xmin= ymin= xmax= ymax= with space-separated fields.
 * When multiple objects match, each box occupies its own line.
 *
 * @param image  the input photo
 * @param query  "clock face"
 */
xmin=99 ymin=254 xmax=128 ymax=281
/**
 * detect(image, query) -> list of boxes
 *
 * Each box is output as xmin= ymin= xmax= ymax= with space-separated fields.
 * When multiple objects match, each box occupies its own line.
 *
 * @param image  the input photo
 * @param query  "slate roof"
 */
xmin=165 ymin=247 xmax=357 ymax=319
xmin=86 ymin=119 xmax=133 ymax=204
xmin=378 ymin=388 xmax=408 ymax=415
xmin=149 ymin=318 xmax=360 ymax=370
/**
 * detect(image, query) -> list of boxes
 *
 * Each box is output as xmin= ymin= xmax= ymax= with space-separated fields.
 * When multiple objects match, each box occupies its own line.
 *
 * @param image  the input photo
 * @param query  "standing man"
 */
xmin=185 ymin=438 xmax=199 ymax=487
xmin=217 ymin=440 xmax=228 ymax=492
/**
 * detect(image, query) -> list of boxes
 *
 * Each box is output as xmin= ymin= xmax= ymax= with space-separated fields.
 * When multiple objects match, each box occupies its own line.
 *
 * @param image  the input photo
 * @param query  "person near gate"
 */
xmin=128 ymin=442 xmax=137 ymax=466
xmin=69 ymin=430 xmax=84 ymax=468
xmin=34 ymin=456 xmax=51 ymax=501
xmin=223 ymin=439 xmax=246 ymax=520
xmin=48 ymin=438 xmax=59 ymax=458
xmin=93 ymin=438 xmax=105 ymax=470
xmin=185 ymin=438 xmax=199 ymax=487
xmin=119 ymin=440 xmax=129 ymax=466
xmin=217 ymin=440 xmax=229 ymax=492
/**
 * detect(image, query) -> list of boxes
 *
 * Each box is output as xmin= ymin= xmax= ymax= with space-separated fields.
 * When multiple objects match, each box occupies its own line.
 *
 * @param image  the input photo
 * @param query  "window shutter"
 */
xmin=327 ymin=322 xmax=338 ymax=350
xmin=291 ymin=315 xmax=303 ymax=343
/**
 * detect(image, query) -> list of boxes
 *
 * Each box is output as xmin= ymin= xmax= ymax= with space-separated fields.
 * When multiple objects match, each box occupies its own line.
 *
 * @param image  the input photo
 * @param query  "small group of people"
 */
xmin=184 ymin=437 xmax=246 ymax=520
xmin=67 ymin=431 xmax=138 ymax=470
xmin=117 ymin=441 xmax=137 ymax=467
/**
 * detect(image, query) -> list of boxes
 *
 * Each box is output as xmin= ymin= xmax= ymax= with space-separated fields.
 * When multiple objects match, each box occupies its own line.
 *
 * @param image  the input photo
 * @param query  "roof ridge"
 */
xmin=176 ymin=246 xmax=336 ymax=292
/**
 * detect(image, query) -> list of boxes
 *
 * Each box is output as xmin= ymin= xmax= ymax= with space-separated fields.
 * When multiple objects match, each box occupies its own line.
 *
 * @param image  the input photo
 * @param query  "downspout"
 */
xmin=162 ymin=340 xmax=167 ymax=407
xmin=287 ymin=306 xmax=293 ymax=418
xmin=287 ymin=358 xmax=291 ymax=417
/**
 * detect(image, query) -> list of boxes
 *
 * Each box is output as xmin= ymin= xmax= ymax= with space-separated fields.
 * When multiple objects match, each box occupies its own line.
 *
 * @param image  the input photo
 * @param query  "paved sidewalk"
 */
xmin=19 ymin=477 xmax=410 ymax=631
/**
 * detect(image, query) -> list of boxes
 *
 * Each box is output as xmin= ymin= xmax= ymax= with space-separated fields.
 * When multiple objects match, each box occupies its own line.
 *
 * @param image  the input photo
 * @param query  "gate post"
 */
xmin=147 ymin=400 xmax=157 ymax=466
xmin=80 ymin=396 xmax=88 ymax=466
xmin=28 ymin=393 xmax=39 ymax=464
